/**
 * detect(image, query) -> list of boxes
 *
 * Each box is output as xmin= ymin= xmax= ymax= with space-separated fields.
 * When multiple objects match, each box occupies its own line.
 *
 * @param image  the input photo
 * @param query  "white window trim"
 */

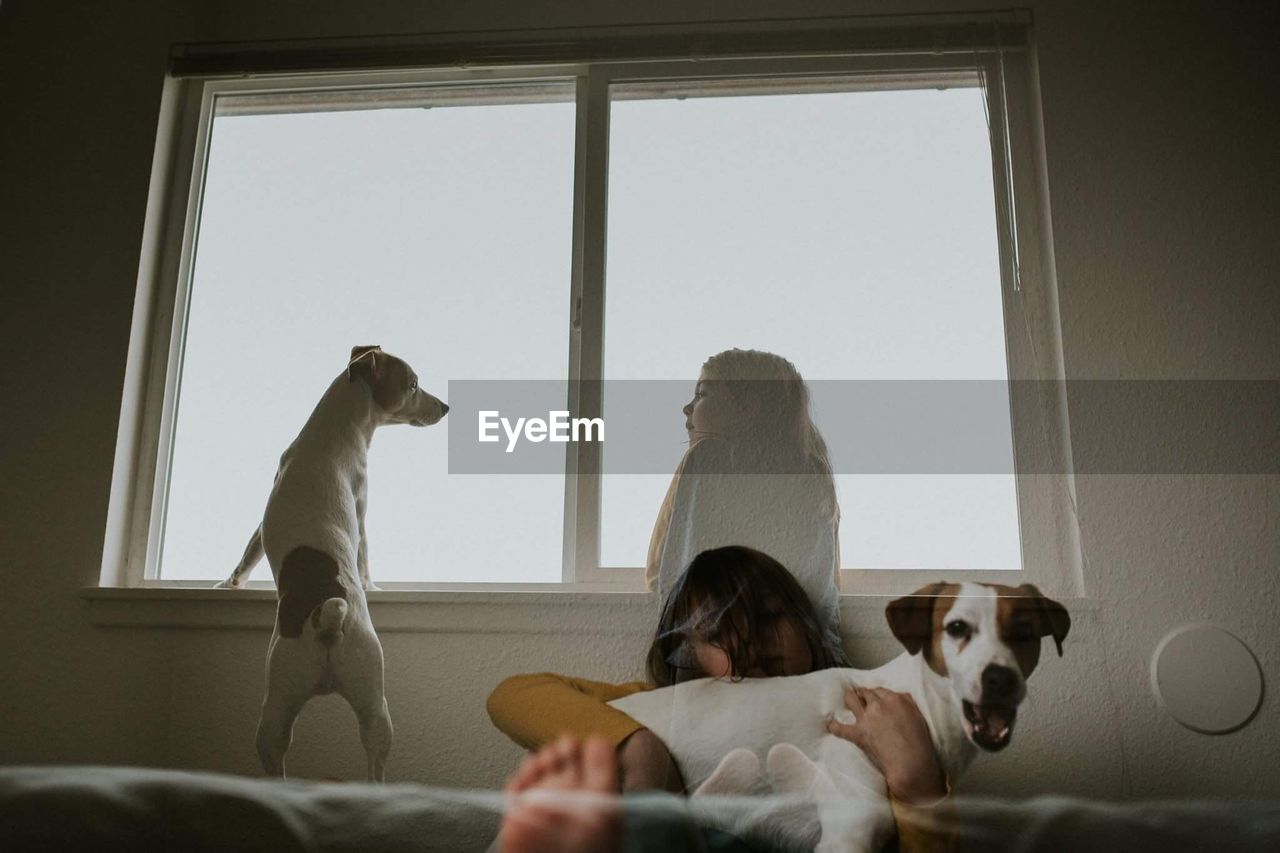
xmin=102 ymin=17 xmax=1083 ymax=600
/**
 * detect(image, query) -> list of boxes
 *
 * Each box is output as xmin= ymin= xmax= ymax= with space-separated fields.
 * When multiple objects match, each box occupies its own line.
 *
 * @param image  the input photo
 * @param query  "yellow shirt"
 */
xmin=487 ymin=672 xmax=956 ymax=853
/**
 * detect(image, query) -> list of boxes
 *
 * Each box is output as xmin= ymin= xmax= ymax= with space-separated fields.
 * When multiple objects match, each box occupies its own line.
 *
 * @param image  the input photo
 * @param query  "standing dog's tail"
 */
xmin=312 ymin=598 xmax=349 ymax=645
xmin=278 ymin=546 xmax=349 ymax=644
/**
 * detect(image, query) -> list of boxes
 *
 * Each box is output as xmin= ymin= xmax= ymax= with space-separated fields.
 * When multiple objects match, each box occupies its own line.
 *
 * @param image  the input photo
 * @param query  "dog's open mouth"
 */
xmin=963 ymin=700 xmax=1017 ymax=751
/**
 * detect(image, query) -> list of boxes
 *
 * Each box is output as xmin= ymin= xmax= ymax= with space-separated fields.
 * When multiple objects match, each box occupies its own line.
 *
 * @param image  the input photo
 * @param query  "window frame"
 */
xmin=105 ymin=20 xmax=1083 ymax=600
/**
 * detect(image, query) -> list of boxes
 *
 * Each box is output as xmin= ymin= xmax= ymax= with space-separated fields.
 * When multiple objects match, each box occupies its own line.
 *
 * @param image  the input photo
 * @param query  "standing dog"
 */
xmin=611 ymin=582 xmax=1070 ymax=851
xmin=217 ymin=346 xmax=448 ymax=781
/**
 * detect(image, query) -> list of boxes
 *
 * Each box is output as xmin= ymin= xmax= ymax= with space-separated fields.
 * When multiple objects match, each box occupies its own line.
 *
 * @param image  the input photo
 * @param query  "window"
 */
xmin=599 ymin=79 xmax=1016 ymax=576
xmin=107 ymin=17 xmax=1081 ymax=597
xmin=163 ymin=83 xmax=576 ymax=585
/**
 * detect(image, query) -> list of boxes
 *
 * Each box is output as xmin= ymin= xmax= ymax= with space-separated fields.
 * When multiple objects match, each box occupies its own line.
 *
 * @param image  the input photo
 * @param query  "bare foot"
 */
xmin=499 ymin=736 xmax=622 ymax=853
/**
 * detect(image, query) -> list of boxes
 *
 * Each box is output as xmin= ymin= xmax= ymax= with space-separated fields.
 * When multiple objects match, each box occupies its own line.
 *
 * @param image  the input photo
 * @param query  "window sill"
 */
xmin=81 ymin=586 xmax=661 ymax=634
xmin=79 ymin=586 xmax=924 ymax=635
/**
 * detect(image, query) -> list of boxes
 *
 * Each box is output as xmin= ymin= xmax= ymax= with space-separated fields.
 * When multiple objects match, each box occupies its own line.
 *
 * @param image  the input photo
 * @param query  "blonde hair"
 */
xmin=700 ymin=348 xmax=838 ymax=515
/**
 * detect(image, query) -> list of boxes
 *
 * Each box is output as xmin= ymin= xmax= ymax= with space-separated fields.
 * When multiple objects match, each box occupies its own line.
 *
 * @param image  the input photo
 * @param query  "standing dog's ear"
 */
xmin=886 ymin=582 xmax=950 ymax=655
xmin=1017 ymin=584 xmax=1071 ymax=656
xmin=348 ymin=346 xmax=383 ymax=382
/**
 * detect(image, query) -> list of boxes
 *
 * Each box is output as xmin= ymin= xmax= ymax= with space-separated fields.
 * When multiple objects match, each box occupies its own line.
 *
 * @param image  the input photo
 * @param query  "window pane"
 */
xmin=161 ymin=86 xmax=575 ymax=582
xmin=600 ymin=81 xmax=1020 ymax=571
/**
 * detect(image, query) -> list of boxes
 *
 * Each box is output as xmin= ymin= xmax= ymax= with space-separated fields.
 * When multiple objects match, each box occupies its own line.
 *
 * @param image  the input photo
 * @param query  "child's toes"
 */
xmin=507 ymin=752 xmax=544 ymax=794
xmin=546 ymin=737 xmax=584 ymax=789
xmin=580 ymin=737 xmax=620 ymax=794
xmin=510 ymin=739 xmax=568 ymax=794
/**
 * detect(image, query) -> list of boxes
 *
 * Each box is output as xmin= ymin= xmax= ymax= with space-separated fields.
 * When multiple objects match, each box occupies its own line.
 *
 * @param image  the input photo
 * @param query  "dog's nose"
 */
xmin=440 ymin=403 xmax=449 ymax=415
xmin=981 ymin=665 xmax=1020 ymax=699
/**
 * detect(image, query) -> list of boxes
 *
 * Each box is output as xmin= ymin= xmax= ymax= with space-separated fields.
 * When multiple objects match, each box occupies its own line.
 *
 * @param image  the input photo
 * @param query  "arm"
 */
xmin=486 ymin=673 xmax=684 ymax=792
xmin=826 ymin=687 xmax=955 ymax=853
xmin=487 ymin=672 xmax=649 ymax=750
xmin=833 ymin=509 xmax=842 ymax=588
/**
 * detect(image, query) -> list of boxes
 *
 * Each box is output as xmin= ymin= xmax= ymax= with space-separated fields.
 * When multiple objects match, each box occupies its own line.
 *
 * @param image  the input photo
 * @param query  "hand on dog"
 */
xmin=827 ymin=686 xmax=948 ymax=806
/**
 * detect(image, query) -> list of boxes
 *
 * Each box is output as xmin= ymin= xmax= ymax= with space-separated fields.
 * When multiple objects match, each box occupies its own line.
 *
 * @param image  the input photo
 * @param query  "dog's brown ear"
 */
xmin=886 ymin=582 xmax=949 ymax=655
xmin=1017 ymin=584 xmax=1071 ymax=656
xmin=348 ymin=346 xmax=382 ymax=381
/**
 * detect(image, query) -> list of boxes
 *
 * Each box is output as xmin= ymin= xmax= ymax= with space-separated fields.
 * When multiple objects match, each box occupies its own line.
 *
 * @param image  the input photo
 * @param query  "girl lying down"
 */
xmin=488 ymin=546 xmax=955 ymax=852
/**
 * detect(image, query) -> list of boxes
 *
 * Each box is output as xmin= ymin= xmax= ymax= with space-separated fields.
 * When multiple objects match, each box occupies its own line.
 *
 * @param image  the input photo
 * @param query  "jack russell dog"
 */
xmin=216 ymin=346 xmax=448 ymax=781
xmin=611 ymin=582 xmax=1070 ymax=851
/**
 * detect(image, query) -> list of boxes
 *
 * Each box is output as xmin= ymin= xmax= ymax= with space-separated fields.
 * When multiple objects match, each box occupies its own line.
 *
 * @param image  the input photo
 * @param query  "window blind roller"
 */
xmin=170 ymin=15 xmax=1029 ymax=77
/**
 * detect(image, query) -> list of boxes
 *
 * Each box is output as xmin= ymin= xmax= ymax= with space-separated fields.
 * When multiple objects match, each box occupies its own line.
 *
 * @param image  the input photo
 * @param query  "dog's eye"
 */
xmin=945 ymin=620 xmax=970 ymax=639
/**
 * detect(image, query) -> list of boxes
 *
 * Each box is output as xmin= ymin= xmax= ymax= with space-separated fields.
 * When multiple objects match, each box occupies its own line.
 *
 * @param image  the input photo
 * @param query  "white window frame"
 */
xmin=102 ymin=18 xmax=1083 ymax=600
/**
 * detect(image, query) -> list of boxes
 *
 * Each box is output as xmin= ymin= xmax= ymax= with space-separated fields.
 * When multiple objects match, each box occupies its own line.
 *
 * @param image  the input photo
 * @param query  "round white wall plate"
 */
xmin=1151 ymin=624 xmax=1263 ymax=735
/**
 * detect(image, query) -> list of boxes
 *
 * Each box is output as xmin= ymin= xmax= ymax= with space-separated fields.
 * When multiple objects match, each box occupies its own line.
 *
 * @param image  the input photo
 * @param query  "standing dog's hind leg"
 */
xmin=255 ymin=638 xmax=314 ymax=778
xmin=336 ymin=649 xmax=393 ymax=782
xmin=256 ymin=692 xmax=308 ymax=778
xmin=355 ymin=697 xmax=393 ymax=782
xmin=217 ymin=525 xmax=264 ymax=589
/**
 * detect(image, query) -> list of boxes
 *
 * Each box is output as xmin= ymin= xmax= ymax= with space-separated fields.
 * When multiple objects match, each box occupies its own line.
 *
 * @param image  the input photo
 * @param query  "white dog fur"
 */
xmin=611 ymin=581 xmax=1069 ymax=851
xmin=216 ymin=345 xmax=448 ymax=781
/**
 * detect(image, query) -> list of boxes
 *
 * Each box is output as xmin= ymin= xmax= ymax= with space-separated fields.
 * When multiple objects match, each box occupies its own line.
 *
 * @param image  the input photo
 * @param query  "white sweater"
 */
xmin=646 ymin=438 xmax=842 ymax=638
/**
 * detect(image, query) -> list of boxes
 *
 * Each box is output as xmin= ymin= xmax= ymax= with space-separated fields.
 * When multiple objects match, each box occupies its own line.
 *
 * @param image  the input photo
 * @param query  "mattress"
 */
xmin=2 ymin=765 xmax=1277 ymax=852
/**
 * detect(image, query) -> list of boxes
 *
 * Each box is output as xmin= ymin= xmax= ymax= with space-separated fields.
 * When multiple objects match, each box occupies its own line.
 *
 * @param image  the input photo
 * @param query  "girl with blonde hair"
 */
xmin=646 ymin=348 xmax=842 ymax=643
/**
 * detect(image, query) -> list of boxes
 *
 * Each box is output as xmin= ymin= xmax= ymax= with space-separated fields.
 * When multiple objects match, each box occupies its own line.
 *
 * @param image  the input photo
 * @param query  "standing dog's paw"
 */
xmin=364 ymin=581 xmax=382 ymax=592
xmin=213 ymin=578 xmax=240 ymax=589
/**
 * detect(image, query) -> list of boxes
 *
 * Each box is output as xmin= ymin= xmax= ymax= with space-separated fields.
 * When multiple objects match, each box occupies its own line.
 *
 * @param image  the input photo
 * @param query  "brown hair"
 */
xmin=646 ymin=545 xmax=849 ymax=686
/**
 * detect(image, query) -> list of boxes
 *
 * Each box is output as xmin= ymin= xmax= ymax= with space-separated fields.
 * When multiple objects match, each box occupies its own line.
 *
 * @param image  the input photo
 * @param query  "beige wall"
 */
xmin=0 ymin=0 xmax=1276 ymax=799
